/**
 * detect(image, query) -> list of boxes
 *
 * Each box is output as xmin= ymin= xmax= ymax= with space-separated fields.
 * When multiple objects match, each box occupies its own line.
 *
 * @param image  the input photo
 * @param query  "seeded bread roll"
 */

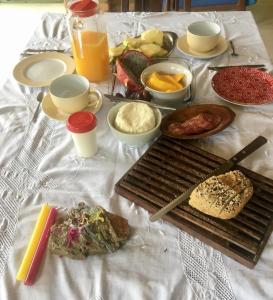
xmin=189 ymin=170 xmax=253 ymax=219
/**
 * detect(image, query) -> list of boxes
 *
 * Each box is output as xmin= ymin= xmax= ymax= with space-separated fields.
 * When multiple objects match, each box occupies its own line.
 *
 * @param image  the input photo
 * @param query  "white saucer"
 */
xmin=177 ymin=35 xmax=229 ymax=60
xmin=41 ymin=89 xmax=103 ymax=121
xmin=13 ymin=52 xmax=75 ymax=87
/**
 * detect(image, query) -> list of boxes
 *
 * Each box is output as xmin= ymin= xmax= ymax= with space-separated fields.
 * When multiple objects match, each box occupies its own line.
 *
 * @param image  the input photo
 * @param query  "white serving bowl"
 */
xmin=140 ymin=62 xmax=192 ymax=106
xmin=107 ymin=102 xmax=162 ymax=147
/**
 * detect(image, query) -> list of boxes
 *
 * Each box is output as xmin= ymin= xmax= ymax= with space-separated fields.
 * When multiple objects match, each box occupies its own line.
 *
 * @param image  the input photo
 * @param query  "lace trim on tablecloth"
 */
xmin=0 ymin=13 xmax=235 ymax=300
xmin=177 ymin=230 xmax=236 ymax=300
xmin=0 ymin=115 xmax=87 ymax=276
xmin=0 ymin=13 xmax=80 ymax=278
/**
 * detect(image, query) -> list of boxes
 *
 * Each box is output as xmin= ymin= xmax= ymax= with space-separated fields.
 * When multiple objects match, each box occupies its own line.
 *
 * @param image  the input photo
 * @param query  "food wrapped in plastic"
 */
xmin=48 ymin=203 xmax=130 ymax=259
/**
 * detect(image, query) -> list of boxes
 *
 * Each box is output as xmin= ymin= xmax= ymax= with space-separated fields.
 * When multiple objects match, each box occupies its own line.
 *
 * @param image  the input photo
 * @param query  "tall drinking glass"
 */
xmin=65 ymin=0 xmax=109 ymax=82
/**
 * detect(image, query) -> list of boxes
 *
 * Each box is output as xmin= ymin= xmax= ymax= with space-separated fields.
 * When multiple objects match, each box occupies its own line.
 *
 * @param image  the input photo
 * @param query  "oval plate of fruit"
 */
xmin=110 ymin=29 xmax=178 ymax=60
xmin=160 ymin=104 xmax=236 ymax=139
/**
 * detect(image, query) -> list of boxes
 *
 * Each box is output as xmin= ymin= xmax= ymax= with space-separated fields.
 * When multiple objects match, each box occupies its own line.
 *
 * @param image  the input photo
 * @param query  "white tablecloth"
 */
xmin=0 ymin=11 xmax=272 ymax=300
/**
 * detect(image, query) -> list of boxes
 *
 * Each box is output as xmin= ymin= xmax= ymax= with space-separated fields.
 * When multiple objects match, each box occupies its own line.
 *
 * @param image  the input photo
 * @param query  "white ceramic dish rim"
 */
xmin=176 ymin=35 xmax=229 ymax=60
xmin=42 ymin=88 xmax=103 ymax=121
xmin=140 ymin=62 xmax=193 ymax=95
xmin=187 ymin=21 xmax=221 ymax=37
xmin=211 ymin=85 xmax=273 ymax=106
xmin=49 ymin=74 xmax=89 ymax=99
xmin=107 ymin=102 xmax=162 ymax=136
xmin=13 ymin=52 xmax=75 ymax=88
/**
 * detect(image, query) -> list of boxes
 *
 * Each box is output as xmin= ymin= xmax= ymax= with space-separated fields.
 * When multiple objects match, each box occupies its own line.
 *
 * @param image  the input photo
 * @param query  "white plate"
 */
xmin=13 ymin=52 xmax=75 ymax=87
xmin=177 ymin=35 xmax=229 ymax=60
xmin=41 ymin=89 xmax=103 ymax=121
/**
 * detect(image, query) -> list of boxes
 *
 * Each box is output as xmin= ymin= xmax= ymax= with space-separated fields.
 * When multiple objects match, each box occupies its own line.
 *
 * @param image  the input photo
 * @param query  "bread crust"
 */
xmin=189 ymin=170 xmax=253 ymax=219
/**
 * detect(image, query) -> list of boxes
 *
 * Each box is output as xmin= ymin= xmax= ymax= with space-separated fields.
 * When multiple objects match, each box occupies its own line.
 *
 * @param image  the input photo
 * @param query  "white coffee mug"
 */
xmin=187 ymin=21 xmax=221 ymax=53
xmin=49 ymin=74 xmax=91 ymax=114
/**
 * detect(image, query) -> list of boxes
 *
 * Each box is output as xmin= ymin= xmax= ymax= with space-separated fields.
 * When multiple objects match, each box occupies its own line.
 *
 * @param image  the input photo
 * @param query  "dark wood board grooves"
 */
xmin=115 ymin=136 xmax=273 ymax=268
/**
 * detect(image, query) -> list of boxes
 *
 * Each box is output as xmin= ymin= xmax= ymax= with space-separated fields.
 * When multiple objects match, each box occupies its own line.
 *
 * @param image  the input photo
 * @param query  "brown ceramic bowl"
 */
xmin=160 ymin=104 xmax=235 ymax=139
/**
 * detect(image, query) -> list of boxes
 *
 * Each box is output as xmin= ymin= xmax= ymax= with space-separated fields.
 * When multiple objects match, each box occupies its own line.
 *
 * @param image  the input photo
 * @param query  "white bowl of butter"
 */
xmin=107 ymin=102 xmax=162 ymax=146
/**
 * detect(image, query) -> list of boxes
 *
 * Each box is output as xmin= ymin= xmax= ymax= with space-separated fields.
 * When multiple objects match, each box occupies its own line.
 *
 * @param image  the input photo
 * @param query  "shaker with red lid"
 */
xmin=67 ymin=111 xmax=97 ymax=157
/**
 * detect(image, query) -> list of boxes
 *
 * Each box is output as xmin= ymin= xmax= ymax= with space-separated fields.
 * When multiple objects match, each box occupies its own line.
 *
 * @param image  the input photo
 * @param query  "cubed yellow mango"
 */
xmin=146 ymin=75 xmax=175 ymax=92
xmin=172 ymin=74 xmax=185 ymax=82
xmin=146 ymin=72 xmax=184 ymax=92
xmin=155 ymin=74 xmax=183 ymax=89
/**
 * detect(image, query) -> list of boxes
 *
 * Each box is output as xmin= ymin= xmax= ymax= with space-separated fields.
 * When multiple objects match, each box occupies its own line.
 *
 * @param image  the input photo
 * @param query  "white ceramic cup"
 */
xmin=187 ymin=21 xmax=221 ymax=53
xmin=49 ymin=74 xmax=92 ymax=114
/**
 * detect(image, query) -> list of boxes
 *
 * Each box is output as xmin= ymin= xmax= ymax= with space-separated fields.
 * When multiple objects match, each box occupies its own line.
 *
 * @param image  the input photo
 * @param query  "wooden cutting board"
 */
xmin=115 ymin=136 xmax=273 ymax=268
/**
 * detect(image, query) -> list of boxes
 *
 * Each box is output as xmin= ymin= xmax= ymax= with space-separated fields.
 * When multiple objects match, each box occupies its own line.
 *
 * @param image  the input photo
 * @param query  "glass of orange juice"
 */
xmin=66 ymin=0 xmax=109 ymax=82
